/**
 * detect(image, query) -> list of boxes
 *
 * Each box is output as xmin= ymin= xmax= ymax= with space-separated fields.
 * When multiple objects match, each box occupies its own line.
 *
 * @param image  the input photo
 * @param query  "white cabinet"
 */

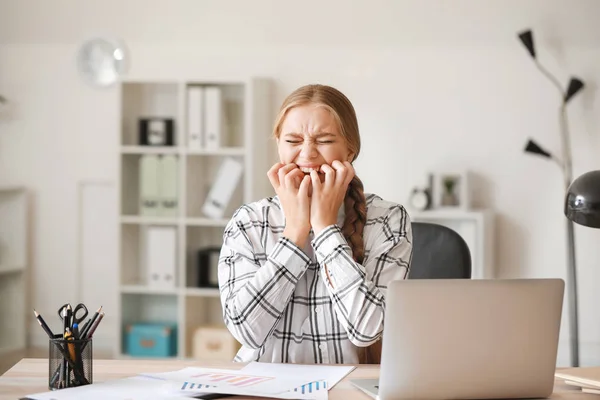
xmin=411 ymin=209 xmax=495 ymax=279
xmin=0 ymin=187 xmax=28 ymax=356
xmin=116 ymin=78 xmax=274 ymax=359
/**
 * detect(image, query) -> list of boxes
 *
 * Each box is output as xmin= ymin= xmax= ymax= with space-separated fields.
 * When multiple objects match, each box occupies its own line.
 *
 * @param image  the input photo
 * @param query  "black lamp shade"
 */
xmin=524 ymin=139 xmax=552 ymax=158
xmin=518 ymin=30 xmax=536 ymax=59
xmin=565 ymin=170 xmax=600 ymax=228
xmin=564 ymin=77 xmax=585 ymax=103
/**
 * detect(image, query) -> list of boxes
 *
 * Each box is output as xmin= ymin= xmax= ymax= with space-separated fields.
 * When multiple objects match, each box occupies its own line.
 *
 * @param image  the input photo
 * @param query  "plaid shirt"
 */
xmin=218 ymin=193 xmax=412 ymax=364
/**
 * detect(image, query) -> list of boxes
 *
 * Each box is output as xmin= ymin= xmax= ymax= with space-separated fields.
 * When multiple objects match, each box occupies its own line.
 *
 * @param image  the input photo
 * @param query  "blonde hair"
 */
xmin=273 ymin=84 xmax=381 ymax=363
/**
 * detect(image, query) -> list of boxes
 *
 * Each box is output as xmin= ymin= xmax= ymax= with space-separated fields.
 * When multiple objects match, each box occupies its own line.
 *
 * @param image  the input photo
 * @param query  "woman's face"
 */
xmin=277 ymin=104 xmax=354 ymax=173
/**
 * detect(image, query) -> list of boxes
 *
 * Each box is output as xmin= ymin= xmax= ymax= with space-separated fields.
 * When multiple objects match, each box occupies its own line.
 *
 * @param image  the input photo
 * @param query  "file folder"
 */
xmin=187 ymin=86 xmax=204 ymax=149
xmin=204 ymin=86 xmax=224 ymax=150
xmin=139 ymin=155 xmax=160 ymax=216
xmin=202 ymin=157 xmax=243 ymax=219
xmin=159 ymin=155 xmax=178 ymax=217
xmin=145 ymin=226 xmax=177 ymax=289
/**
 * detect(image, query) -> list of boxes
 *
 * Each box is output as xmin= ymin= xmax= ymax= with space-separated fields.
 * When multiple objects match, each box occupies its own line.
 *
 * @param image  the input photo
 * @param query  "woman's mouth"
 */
xmin=299 ymin=166 xmax=320 ymax=174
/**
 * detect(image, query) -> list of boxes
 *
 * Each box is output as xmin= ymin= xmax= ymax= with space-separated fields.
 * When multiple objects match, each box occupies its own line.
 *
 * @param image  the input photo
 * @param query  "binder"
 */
xmin=139 ymin=118 xmax=175 ymax=146
xmin=158 ymin=155 xmax=178 ymax=217
xmin=202 ymin=157 xmax=243 ymax=219
xmin=187 ymin=86 xmax=204 ymax=149
xmin=204 ymin=86 xmax=224 ymax=150
xmin=145 ymin=226 xmax=177 ymax=289
xmin=139 ymin=155 xmax=160 ymax=216
xmin=197 ymin=247 xmax=221 ymax=288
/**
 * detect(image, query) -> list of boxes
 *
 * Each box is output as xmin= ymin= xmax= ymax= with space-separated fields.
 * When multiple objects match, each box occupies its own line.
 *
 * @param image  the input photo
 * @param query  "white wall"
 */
xmin=1 ymin=0 xmax=600 ymax=366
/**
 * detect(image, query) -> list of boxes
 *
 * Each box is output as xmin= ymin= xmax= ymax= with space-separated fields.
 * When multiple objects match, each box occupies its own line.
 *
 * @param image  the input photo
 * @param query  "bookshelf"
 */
xmin=116 ymin=78 xmax=274 ymax=359
xmin=0 ymin=187 xmax=28 ymax=356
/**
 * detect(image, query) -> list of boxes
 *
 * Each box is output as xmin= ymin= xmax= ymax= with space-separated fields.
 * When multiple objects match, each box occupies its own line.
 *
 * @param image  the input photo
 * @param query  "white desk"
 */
xmin=0 ymin=358 xmax=590 ymax=400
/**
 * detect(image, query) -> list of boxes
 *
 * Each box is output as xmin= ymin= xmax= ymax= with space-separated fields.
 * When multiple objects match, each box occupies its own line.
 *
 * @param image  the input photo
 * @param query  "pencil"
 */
xmin=86 ymin=312 xmax=104 ymax=339
xmin=33 ymin=309 xmax=54 ymax=338
xmin=81 ymin=305 xmax=102 ymax=339
xmin=64 ymin=327 xmax=76 ymax=362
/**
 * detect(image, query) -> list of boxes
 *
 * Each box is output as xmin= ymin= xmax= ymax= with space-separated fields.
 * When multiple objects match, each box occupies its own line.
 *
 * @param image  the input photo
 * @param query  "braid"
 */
xmin=341 ymin=176 xmax=367 ymax=264
xmin=341 ymin=176 xmax=381 ymax=364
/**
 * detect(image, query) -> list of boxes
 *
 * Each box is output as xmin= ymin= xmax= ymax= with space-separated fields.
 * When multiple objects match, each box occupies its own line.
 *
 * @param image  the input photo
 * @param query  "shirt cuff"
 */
xmin=311 ymin=225 xmax=366 ymax=290
xmin=311 ymin=224 xmax=350 ymax=262
xmin=268 ymin=236 xmax=311 ymax=280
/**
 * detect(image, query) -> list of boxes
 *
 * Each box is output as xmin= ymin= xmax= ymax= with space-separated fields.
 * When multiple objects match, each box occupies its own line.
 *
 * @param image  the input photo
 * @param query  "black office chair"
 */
xmin=408 ymin=222 xmax=472 ymax=279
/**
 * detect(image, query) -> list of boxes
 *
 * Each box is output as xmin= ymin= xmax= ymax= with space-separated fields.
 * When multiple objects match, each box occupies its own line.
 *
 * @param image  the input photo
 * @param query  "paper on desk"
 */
xmin=20 ymin=376 xmax=191 ymax=400
xmin=141 ymin=366 xmax=321 ymax=395
xmin=241 ymin=361 xmax=356 ymax=390
xmin=166 ymin=378 xmax=328 ymax=400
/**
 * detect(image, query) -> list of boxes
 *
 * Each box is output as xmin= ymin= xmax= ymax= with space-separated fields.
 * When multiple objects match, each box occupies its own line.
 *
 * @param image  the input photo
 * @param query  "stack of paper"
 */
xmin=555 ymin=367 xmax=600 ymax=394
xmin=22 ymin=362 xmax=356 ymax=400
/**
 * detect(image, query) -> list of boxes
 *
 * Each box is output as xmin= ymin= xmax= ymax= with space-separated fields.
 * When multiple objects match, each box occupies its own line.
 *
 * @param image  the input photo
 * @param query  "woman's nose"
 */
xmin=299 ymin=142 xmax=318 ymax=158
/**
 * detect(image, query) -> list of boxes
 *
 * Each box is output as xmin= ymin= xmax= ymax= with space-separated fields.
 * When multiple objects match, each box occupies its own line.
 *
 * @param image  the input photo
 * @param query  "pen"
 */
xmin=79 ymin=319 xmax=91 ymax=337
xmin=34 ymin=308 xmax=61 ymax=388
xmin=66 ymin=304 xmax=73 ymax=330
xmin=33 ymin=309 xmax=54 ymax=338
xmin=62 ymin=306 xmax=70 ymax=383
xmin=72 ymin=323 xmax=80 ymax=340
xmin=62 ymin=306 xmax=69 ymax=337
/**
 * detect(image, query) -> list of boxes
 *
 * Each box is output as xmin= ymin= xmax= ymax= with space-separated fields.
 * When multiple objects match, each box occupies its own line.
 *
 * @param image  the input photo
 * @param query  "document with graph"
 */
xmin=242 ymin=361 xmax=355 ymax=390
xmin=139 ymin=363 xmax=355 ymax=399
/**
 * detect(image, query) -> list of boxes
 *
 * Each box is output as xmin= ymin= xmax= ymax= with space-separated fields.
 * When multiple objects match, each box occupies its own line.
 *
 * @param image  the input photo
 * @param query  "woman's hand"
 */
xmin=267 ymin=163 xmax=312 ymax=247
xmin=310 ymin=160 xmax=355 ymax=235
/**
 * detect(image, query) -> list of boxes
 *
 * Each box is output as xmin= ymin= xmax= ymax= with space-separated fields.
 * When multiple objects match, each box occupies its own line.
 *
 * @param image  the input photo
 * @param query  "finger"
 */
xmin=331 ymin=160 xmax=354 ymax=188
xmin=320 ymin=164 xmax=336 ymax=188
xmin=310 ymin=170 xmax=322 ymax=194
xmin=298 ymin=175 xmax=311 ymax=198
xmin=331 ymin=160 xmax=349 ymax=187
xmin=278 ymin=163 xmax=298 ymax=188
xmin=342 ymin=161 xmax=355 ymax=187
xmin=267 ymin=163 xmax=284 ymax=189
xmin=285 ymin=168 xmax=304 ymax=189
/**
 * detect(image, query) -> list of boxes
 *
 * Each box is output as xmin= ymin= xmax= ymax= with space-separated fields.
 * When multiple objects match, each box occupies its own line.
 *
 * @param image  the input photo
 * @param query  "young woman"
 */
xmin=218 ymin=84 xmax=412 ymax=364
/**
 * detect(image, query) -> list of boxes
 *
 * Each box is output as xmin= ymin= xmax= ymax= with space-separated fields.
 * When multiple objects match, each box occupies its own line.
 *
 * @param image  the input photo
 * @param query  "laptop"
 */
xmin=351 ymin=278 xmax=564 ymax=400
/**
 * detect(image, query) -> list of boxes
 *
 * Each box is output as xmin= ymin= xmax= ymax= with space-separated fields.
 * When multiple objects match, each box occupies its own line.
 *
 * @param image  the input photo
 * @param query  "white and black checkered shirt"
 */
xmin=218 ymin=193 xmax=412 ymax=364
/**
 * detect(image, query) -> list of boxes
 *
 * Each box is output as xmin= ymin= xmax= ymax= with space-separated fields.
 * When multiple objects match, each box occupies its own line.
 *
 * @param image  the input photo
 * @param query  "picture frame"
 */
xmin=432 ymin=169 xmax=471 ymax=210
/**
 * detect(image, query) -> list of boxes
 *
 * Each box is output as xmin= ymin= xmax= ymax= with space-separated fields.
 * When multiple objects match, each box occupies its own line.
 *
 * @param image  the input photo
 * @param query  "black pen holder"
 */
xmin=48 ymin=337 xmax=93 ymax=390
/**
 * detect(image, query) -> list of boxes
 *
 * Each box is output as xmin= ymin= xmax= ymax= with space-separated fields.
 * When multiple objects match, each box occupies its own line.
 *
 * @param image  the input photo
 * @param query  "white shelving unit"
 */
xmin=116 ymin=78 xmax=274 ymax=359
xmin=411 ymin=208 xmax=495 ymax=279
xmin=0 ymin=187 xmax=29 ymax=356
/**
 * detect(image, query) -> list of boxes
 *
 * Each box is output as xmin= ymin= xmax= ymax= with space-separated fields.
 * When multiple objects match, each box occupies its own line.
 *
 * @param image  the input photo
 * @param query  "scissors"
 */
xmin=57 ymin=303 xmax=89 ymax=326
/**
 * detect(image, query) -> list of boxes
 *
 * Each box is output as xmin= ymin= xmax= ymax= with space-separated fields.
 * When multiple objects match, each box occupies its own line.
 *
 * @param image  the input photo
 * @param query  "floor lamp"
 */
xmin=518 ymin=28 xmax=586 ymax=367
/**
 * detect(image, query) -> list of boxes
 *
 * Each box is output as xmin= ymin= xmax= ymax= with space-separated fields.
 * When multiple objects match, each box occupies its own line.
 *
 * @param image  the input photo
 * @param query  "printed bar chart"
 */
xmin=190 ymin=372 xmax=275 ymax=387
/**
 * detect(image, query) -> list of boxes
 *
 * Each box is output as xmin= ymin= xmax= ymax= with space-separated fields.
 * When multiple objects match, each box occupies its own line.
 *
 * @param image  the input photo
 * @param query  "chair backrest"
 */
xmin=408 ymin=222 xmax=472 ymax=279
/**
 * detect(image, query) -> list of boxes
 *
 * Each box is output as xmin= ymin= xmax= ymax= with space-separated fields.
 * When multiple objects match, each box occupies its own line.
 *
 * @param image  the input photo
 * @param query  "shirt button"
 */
xmin=315 ymin=306 xmax=321 ymax=313
xmin=319 ymin=344 xmax=325 ymax=351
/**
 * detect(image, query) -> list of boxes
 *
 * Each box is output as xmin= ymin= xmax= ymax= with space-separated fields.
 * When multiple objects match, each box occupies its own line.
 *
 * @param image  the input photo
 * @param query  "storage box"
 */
xmin=125 ymin=323 xmax=177 ymax=357
xmin=192 ymin=326 xmax=240 ymax=361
